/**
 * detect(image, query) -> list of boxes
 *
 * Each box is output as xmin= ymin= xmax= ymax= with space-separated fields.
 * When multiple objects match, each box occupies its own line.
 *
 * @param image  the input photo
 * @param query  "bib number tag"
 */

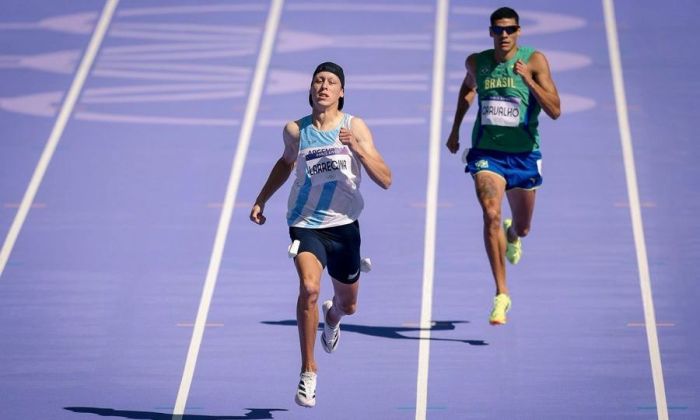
xmin=481 ymin=96 xmax=521 ymax=127
xmin=304 ymin=146 xmax=352 ymax=186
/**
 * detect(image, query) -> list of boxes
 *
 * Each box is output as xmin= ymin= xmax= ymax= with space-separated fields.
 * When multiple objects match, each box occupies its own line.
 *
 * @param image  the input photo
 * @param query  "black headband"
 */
xmin=312 ymin=61 xmax=345 ymax=87
xmin=309 ymin=61 xmax=345 ymax=110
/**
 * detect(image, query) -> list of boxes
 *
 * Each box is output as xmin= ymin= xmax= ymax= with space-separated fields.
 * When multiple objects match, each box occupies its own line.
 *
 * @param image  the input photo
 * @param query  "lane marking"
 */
xmin=206 ymin=201 xmax=251 ymax=208
xmin=409 ymin=201 xmax=454 ymax=208
xmin=402 ymin=321 xmax=437 ymax=328
xmin=602 ymin=1 xmax=668 ymax=419
xmin=158 ymin=406 xmax=204 ymax=410
xmin=415 ymin=1 xmax=448 ymax=419
xmin=638 ymin=406 xmax=688 ymax=411
xmin=614 ymin=201 xmax=656 ymax=208
xmin=0 ymin=0 xmax=119 ymax=280
xmin=3 ymin=203 xmax=47 ymax=209
xmin=176 ymin=323 xmax=224 ymax=328
xmin=627 ymin=323 xmax=675 ymax=328
xmin=171 ymin=1 xmax=284 ymax=418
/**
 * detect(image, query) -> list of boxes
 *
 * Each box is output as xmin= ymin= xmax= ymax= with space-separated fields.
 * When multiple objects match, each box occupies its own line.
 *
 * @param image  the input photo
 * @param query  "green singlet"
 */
xmin=471 ymin=46 xmax=541 ymax=153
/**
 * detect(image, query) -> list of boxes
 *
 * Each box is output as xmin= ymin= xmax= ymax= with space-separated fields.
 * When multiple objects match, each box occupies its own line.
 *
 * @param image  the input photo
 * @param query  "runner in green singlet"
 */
xmin=446 ymin=6 xmax=561 ymax=325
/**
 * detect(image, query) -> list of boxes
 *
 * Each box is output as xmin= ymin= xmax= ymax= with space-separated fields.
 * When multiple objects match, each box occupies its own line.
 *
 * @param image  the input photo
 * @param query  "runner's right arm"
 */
xmin=446 ymin=54 xmax=478 ymax=154
xmin=250 ymin=121 xmax=299 ymax=225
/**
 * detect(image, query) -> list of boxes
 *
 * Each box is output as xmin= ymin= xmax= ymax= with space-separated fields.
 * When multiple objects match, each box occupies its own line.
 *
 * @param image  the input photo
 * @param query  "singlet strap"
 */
xmin=343 ymin=113 xmax=353 ymax=130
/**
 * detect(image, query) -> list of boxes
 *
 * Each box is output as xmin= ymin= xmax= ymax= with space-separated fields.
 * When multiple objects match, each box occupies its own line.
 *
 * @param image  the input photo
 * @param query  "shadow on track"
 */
xmin=261 ymin=320 xmax=487 ymax=345
xmin=64 ymin=407 xmax=287 ymax=419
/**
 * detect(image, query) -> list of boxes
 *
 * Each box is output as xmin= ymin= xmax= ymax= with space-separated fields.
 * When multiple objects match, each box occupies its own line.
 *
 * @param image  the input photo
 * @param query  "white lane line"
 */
xmin=415 ymin=1 xmax=448 ymax=419
xmin=602 ymin=1 xmax=668 ymax=419
xmin=171 ymin=1 xmax=284 ymax=418
xmin=0 ymin=0 xmax=119 ymax=280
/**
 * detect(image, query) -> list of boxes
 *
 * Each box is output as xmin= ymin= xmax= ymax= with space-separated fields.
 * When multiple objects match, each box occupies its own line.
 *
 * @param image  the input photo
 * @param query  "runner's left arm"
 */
xmin=514 ymin=51 xmax=561 ymax=120
xmin=339 ymin=118 xmax=392 ymax=189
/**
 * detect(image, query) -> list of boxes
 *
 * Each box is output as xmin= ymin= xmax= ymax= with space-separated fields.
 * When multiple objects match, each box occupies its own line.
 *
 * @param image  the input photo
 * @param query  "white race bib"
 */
xmin=304 ymin=146 xmax=353 ymax=186
xmin=481 ymin=96 xmax=521 ymax=127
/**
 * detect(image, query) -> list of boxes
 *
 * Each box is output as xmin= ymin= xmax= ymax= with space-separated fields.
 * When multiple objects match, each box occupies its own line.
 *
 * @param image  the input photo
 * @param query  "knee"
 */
xmin=513 ymin=222 xmax=530 ymax=238
xmin=482 ymin=208 xmax=502 ymax=230
xmin=299 ymin=277 xmax=320 ymax=304
xmin=335 ymin=298 xmax=357 ymax=316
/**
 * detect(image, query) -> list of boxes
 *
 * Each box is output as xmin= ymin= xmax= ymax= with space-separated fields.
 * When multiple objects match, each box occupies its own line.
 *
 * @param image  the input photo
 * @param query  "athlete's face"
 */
xmin=490 ymin=18 xmax=520 ymax=54
xmin=310 ymin=71 xmax=344 ymax=110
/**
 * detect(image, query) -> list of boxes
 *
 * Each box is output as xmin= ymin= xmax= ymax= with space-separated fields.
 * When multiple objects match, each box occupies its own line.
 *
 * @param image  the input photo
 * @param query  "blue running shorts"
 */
xmin=465 ymin=148 xmax=543 ymax=190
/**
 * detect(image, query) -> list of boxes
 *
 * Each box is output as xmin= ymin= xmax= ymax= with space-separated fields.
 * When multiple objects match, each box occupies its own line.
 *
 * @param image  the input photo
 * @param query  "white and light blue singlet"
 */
xmin=286 ymin=113 xmax=363 ymax=228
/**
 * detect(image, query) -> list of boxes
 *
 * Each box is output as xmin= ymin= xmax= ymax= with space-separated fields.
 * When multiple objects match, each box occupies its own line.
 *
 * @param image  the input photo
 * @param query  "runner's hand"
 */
xmin=513 ymin=59 xmax=533 ymax=84
xmin=339 ymin=127 xmax=358 ymax=151
xmin=446 ymin=131 xmax=460 ymax=154
xmin=250 ymin=203 xmax=266 ymax=225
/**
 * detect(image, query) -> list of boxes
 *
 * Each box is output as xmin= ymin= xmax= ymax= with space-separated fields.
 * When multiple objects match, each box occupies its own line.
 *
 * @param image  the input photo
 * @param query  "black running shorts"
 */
xmin=289 ymin=220 xmax=361 ymax=284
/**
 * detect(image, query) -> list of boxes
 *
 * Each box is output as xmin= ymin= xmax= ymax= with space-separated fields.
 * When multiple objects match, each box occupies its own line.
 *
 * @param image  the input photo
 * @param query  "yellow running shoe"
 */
xmin=503 ymin=219 xmax=521 ymax=264
xmin=489 ymin=293 xmax=511 ymax=325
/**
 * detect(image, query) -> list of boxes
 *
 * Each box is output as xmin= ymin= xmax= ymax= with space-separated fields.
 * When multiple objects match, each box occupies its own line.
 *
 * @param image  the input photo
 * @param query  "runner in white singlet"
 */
xmin=250 ymin=62 xmax=391 ymax=408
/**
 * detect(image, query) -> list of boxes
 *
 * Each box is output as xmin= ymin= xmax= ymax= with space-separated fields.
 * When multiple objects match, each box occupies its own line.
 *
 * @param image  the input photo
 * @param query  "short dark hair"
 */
xmin=490 ymin=7 xmax=519 ymax=25
xmin=308 ymin=61 xmax=345 ymax=110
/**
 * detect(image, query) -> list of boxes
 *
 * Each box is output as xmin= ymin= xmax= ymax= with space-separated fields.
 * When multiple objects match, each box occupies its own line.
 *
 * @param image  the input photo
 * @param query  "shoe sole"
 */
xmin=504 ymin=219 xmax=521 ymax=264
xmin=506 ymin=246 xmax=521 ymax=264
xmin=506 ymin=249 xmax=521 ymax=264
xmin=489 ymin=300 xmax=510 ymax=325
xmin=321 ymin=331 xmax=337 ymax=353
xmin=295 ymin=394 xmax=316 ymax=408
xmin=321 ymin=300 xmax=339 ymax=353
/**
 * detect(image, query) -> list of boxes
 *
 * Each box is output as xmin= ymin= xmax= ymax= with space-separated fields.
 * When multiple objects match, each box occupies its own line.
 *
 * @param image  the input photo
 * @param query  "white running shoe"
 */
xmin=295 ymin=371 xmax=317 ymax=407
xmin=321 ymin=300 xmax=340 ymax=353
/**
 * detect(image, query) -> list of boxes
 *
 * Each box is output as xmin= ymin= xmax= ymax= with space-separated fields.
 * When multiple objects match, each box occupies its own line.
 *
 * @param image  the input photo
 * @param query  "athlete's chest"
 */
xmin=298 ymin=132 xmax=355 ymax=186
xmin=477 ymin=62 xmax=523 ymax=93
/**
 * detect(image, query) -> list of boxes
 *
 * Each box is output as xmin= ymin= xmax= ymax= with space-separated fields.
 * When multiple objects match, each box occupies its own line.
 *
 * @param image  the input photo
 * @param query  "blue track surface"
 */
xmin=0 ymin=1 xmax=697 ymax=419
